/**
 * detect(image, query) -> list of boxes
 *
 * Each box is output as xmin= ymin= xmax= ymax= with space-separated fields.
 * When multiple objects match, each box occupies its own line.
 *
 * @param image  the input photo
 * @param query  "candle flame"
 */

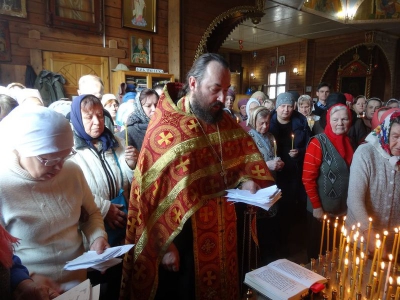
xmin=389 ymin=254 xmax=393 ymax=261
xmin=398 ymin=277 xmax=400 ymax=285
xmin=376 ymin=240 xmax=381 ymax=248
xmin=335 ymin=222 xmax=338 ymax=228
xmin=361 ymin=236 xmax=364 ymax=242
xmin=352 ymin=225 xmax=356 ymax=230
xmin=381 ymin=261 xmax=385 ymax=269
xmin=346 ymin=245 xmax=349 ymax=252
xmin=344 ymin=216 xmax=347 ymax=221
xmin=356 ymin=257 xmax=360 ymax=265
xmin=324 ymin=215 xmax=327 ymax=220
xmin=369 ymin=217 xmax=372 ymax=222
xmin=361 ymin=252 xmax=364 ymax=259
xmin=384 ymin=230 xmax=388 ymax=236
xmin=345 ymin=258 xmax=348 ymax=265
xmin=374 ymin=272 xmax=377 ymax=277
xmin=395 ymin=228 xmax=399 ymax=233
xmin=357 ymin=222 xmax=361 ymax=228
xmin=389 ymin=277 xmax=393 ymax=285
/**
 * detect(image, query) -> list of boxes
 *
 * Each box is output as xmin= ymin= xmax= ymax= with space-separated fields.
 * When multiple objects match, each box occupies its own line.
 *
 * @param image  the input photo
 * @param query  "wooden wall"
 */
xmin=0 ymin=0 xmax=169 ymax=88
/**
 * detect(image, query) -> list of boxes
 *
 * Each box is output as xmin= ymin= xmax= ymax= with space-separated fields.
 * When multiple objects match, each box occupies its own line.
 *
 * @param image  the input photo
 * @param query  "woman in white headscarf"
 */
xmin=0 ymin=106 xmax=108 ymax=293
xmin=239 ymin=97 xmax=260 ymax=132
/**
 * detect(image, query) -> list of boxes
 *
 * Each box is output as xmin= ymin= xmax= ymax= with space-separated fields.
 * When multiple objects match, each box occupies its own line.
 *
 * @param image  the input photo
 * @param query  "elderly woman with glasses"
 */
xmin=0 ymin=106 xmax=108 ymax=294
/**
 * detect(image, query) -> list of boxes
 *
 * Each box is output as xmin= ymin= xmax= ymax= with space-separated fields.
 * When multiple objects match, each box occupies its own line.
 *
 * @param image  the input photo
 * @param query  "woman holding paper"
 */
xmin=0 ymin=106 xmax=108 ymax=293
xmin=248 ymin=106 xmax=285 ymax=178
xmin=302 ymin=104 xmax=354 ymax=259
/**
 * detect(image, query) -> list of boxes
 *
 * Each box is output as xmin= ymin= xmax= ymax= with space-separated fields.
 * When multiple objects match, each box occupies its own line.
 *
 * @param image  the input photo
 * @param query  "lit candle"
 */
xmin=327 ymin=219 xmax=330 ymax=253
xmin=343 ymin=245 xmax=350 ymax=274
xmin=339 ymin=226 xmax=344 ymax=261
xmin=291 ymin=133 xmax=294 ymax=149
xmin=381 ymin=230 xmax=388 ymax=262
xmin=369 ymin=240 xmax=381 ymax=284
xmin=366 ymin=217 xmax=373 ymax=255
xmin=320 ymin=215 xmax=327 ymax=257
xmin=333 ymin=219 xmax=338 ymax=258
xmin=371 ymin=272 xmax=378 ymax=300
xmin=387 ymin=277 xmax=393 ymax=300
xmin=352 ymin=234 xmax=358 ymax=271
xmin=342 ymin=215 xmax=346 ymax=228
xmin=360 ymin=236 xmax=364 ymax=257
xmin=273 ymin=138 xmax=277 ymax=158
xmin=385 ymin=255 xmax=393 ymax=300
xmin=236 ymin=115 xmax=240 ymax=123
xmin=392 ymin=228 xmax=398 ymax=261
xmin=394 ymin=228 xmax=400 ymax=269
xmin=358 ymin=252 xmax=364 ymax=293
xmin=350 ymin=224 xmax=356 ymax=241
xmin=352 ymin=256 xmax=359 ymax=286
xmin=343 ymin=258 xmax=349 ymax=285
xmin=377 ymin=262 xmax=385 ymax=299
xmin=376 ymin=235 xmax=382 ymax=274
xmin=395 ymin=277 xmax=400 ymax=300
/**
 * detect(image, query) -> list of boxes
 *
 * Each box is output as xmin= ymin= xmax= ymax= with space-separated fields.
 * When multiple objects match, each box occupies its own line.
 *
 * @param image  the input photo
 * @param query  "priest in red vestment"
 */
xmin=120 ymin=53 xmax=274 ymax=300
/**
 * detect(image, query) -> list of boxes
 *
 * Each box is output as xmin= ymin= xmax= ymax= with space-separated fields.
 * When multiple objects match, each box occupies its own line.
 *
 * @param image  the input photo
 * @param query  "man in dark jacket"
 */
xmin=268 ymin=92 xmax=311 ymax=257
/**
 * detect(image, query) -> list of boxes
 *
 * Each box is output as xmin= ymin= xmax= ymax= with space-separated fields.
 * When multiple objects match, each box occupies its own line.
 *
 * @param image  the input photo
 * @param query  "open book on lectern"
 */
xmin=244 ymin=259 xmax=327 ymax=300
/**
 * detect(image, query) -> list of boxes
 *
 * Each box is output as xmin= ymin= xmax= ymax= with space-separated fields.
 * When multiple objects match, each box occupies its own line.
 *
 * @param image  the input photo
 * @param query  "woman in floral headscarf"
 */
xmin=346 ymin=109 xmax=400 ymax=256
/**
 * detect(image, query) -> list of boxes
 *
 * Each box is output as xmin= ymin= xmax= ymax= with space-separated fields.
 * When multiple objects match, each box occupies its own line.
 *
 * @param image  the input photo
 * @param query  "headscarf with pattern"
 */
xmin=365 ymin=109 xmax=400 ymax=169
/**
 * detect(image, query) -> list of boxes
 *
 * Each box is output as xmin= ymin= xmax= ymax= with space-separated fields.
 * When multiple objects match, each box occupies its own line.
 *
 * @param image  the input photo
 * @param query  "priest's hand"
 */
xmin=161 ymin=242 xmax=180 ymax=272
xmin=241 ymin=180 xmax=261 ymax=194
xmin=29 ymin=274 xmax=63 ymax=295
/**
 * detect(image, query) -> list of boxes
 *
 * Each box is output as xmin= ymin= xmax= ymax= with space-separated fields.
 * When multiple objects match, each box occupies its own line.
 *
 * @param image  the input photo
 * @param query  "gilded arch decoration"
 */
xmin=194 ymin=1 xmax=265 ymax=60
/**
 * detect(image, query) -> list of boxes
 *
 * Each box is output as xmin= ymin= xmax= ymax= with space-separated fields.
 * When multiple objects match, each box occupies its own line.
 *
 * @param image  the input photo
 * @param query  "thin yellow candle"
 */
xmin=371 ymin=272 xmax=378 ymax=300
xmin=395 ymin=277 xmax=400 ymax=300
xmin=385 ymin=255 xmax=393 ymax=300
xmin=351 ymin=257 xmax=359 ymax=298
xmin=369 ymin=240 xmax=381 ymax=284
xmin=360 ymin=236 xmax=364 ymax=257
xmin=352 ymin=234 xmax=358 ymax=270
xmin=332 ymin=217 xmax=338 ymax=250
xmin=352 ymin=256 xmax=359 ymax=284
xmin=387 ymin=277 xmax=393 ymax=300
xmin=376 ymin=262 xmax=385 ymax=299
xmin=319 ymin=215 xmax=327 ymax=256
xmin=358 ymin=252 xmax=365 ymax=293
xmin=291 ymin=133 xmax=294 ymax=149
xmin=273 ymin=139 xmax=277 ymax=158
xmin=376 ymin=235 xmax=382 ymax=274
xmin=343 ymin=245 xmax=350 ymax=274
xmin=343 ymin=258 xmax=349 ymax=285
xmin=366 ymin=217 xmax=373 ymax=255
xmin=339 ymin=227 xmax=345 ymax=262
xmin=392 ymin=228 xmax=398 ymax=261
xmin=350 ymin=224 xmax=355 ymax=241
xmin=381 ymin=230 xmax=389 ymax=262
xmin=327 ymin=219 xmax=330 ymax=253
xmin=394 ymin=228 xmax=400 ymax=268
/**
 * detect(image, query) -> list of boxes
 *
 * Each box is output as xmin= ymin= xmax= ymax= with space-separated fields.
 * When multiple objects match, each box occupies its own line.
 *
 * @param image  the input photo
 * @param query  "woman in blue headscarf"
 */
xmin=70 ymin=94 xmax=138 ymax=298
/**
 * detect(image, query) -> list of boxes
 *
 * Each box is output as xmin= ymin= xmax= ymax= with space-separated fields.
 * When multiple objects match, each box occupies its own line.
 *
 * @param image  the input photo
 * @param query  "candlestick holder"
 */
xmin=366 ymin=283 xmax=372 ymax=298
xmin=318 ymin=254 xmax=323 ymax=264
xmin=355 ymin=292 xmax=362 ymax=300
xmin=330 ymin=260 xmax=336 ymax=272
xmin=336 ymin=270 xmax=341 ymax=283
xmin=331 ymin=288 xmax=337 ymax=300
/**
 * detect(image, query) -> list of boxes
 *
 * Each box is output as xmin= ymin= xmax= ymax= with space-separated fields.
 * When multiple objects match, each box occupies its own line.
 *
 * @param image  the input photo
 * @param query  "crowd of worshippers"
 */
xmin=0 ymin=54 xmax=399 ymax=300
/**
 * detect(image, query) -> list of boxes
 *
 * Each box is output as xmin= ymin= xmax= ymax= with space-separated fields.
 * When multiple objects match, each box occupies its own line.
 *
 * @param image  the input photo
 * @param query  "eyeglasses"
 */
xmin=36 ymin=149 xmax=77 ymax=166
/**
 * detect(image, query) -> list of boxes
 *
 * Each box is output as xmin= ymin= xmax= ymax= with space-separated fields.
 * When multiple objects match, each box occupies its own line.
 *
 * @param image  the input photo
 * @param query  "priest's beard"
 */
xmin=190 ymin=90 xmax=224 ymax=124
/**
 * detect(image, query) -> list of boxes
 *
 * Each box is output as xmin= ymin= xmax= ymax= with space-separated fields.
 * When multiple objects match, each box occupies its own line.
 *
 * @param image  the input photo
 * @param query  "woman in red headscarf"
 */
xmin=302 ymin=104 xmax=354 ymax=260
